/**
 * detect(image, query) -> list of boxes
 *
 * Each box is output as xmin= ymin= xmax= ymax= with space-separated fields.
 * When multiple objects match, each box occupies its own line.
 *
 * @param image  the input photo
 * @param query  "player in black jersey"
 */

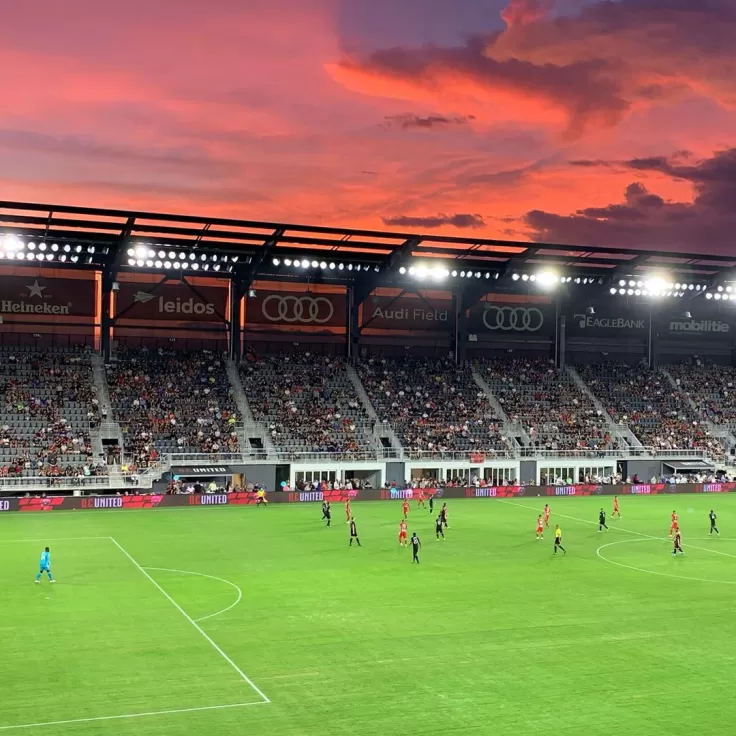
xmin=440 ymin=502 xmax=448 ymax=528
xmin=349 ymin=517 xmax=361 ymax=546
xmin=435 ymin=515 xmax=445 ymax=540
xmin=709 ymin=510 xmax=720 ymax=535
xmin=411 ymin=533 xmax=421 ymax=563
xmin=428 ymin=494 xmax=434 ymax=515
xmin=321 ymin=501 xmax=332 ymax=527
xmin=672 ymin=529 xmax=684 ymax=555
xmin=598 ymin=508 xmax=609 ymax=531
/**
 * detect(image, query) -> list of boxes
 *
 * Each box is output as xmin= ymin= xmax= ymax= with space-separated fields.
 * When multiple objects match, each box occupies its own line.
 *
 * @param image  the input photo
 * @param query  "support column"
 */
xmin=100 ymin=265 xmax=115 ymax=362
xmin=347 ymin=287 xmax=360 ymax=364
xmin=229 ymin=278 xmax=245 ymax=361
xmin=453 ymin=291 xmax=467 ymax=364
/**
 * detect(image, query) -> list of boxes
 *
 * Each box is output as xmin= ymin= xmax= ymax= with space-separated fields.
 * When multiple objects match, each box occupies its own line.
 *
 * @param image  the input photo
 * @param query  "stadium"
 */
xmin=2 ymin=199 xmax=736 ymax=735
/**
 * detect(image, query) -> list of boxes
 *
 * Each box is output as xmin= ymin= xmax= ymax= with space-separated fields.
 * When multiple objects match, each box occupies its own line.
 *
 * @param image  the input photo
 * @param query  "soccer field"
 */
xmin=2 ymin=495 xmax=735 ymax=736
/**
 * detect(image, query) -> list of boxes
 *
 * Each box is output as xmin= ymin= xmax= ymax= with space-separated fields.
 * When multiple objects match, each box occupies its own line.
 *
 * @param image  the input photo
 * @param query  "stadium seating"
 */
xmin=577 ymin=363 xmax=723 ymax=456
xmin=357 ymin=357 xmax=509 ymax=457
xmin=0 ymin=347 xmax=103 ymax=479
xmin=667 ymin=363 xmax=736 ymax=425
xmin=478 ymin=358 xmax=614 ymax=452
xmin=239 ymin=353 xmax=375 ymax=458
xmin=107 ymin=348 xmax=239 ymax=464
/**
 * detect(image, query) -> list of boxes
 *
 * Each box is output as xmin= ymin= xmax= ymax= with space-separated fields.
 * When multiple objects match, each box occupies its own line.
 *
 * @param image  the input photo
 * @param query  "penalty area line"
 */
xmin=108 ymin=537 xmax=270 ymax=704
xmin=0 ymin=701 xmax=268 ymax=732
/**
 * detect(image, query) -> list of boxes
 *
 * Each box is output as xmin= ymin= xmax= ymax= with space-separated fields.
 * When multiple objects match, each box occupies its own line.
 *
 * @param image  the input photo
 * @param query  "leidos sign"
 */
xmin=0 ymin=277 xmax=94 ymax=317
xmin=117 ymin=281 xmax=226 ymax=321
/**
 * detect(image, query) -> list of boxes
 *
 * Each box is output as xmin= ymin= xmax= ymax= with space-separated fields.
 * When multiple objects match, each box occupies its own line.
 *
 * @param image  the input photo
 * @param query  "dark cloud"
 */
xmin=332 ymin=0 xmax=736 ymax=139
xmin=382 ymin=213 xmax=486 ymax=229
xmin=525 ymin=148 xmax=736 ymax=250
xmin=383 ymin=113 xmax=476 ymax=130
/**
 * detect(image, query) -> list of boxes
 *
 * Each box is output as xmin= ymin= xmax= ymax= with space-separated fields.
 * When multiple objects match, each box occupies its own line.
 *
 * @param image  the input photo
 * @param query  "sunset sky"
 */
xmin=1 ymin=0 xmax=734 ymax=251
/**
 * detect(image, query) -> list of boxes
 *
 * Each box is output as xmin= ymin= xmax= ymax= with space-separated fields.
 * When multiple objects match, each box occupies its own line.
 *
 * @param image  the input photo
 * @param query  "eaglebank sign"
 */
xmin=133 ymin=291 xmax=216 ymax=316
xmin=0 ymin=280 xmax=72 ymax=315
xmin=668 ymin=318 xmax=729 ymax=334
xmin=574 ymin=314 xmax=645 ymax=330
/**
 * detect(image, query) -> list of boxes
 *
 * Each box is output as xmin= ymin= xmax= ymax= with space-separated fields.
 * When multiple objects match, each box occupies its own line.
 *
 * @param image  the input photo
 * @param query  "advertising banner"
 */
xmin=362 ymin=293 xmax=452 ymax=332
xmin=245 ymin=291 xmax=345 ymax=329
xmin=655 ymin=307 xmax=733 ymax=340
xmin=0 ymin=483 xmax=729 ymax=511
xmin=565 ymin=304 xmax=649 ymax=339
xmin=468 ymin=300 xmax=555 ymax=338
xmin=116 ymin=281 xmax=227 ymax=322
xmin=0 ymin=276 xmax=95 ymax=318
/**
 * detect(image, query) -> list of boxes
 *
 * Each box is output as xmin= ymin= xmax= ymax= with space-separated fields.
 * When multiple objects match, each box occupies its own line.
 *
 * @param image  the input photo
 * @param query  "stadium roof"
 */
xmin=0 ymin=200 xmax=734 ymax=293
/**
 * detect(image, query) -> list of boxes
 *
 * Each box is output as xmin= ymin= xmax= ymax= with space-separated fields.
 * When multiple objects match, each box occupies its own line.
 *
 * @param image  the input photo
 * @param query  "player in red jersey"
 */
xmin=402 ymin=500 xmax=409 ymax=519
xmin=612 ymin=496 xmax=620 ymax=519
xmin=543 ymin=504 xmax=551 ymax=528
xmin=536 ymin=515 xmax=544 ymax=539
xmin=672 ymin=529 xmax=684 ymax=556
xmin=417 ymin=490 xmax=426 ymax=509
xmin=345 ymin=499 xmax=352 ymax=523
xmin=670 ymin=511 xmax=679 ymax=537
xmin=399 ymin=519 xmax=408 ymax=547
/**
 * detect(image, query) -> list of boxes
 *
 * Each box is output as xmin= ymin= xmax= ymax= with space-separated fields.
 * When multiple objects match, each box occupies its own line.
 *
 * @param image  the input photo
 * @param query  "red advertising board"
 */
xmin=362 ymin=293 xmax=452 ymax=332
xmin=245 ymin=291 xmax=345 ymax=329
xmin=0 ymin=275 xmax=95 ymax=318
xmin=115 ymin=280 xmax=227 ymax=322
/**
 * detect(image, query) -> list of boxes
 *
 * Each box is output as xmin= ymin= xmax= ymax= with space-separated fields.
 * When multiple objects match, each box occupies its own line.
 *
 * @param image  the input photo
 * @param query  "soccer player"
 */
xmin=435 ymin=515 xmax=445 ymax=540
xmin=428 ymin=494 xmax=435 ymax=515
xmin=411 ymin=532 xmax=421 ymax=563
xmin=35 ymin=547 xmax=55 ymax=584
xmin=536 ymin=515 xmax=544 ymax=539
xmin=417 ymin=490 xmax=426 ymax=509
xmin=345 ymin=498 xmax=352 ymax=523
xmin=256 ymin=489 xmax=268 ymax=506
xmin=598 ymin=508 xmax=609 ymax=531
xmin=349 ymin=517 xmax=361 ymax=546
xmin=402 ymin=500 xmax=409 ymax=520
xmin=612 ymin=495 xmax=621 ymax=519
xmin=323 ymin=501 xmax=332 ymax=527
xmin=440 ymin=502 xmax=448 ymax=528
xmin=670 ymin=510 xmax=679 ymax=538
xmin=399 ymin=519 xmax=408 ymax=547
xmin=543 ymin=504 xmax=550 ymax=528
xmin=709 ymin=510 xmax=720 ymax=536
xmin=672 ymin=529 xmax=684 ymax=556
xmin=554 ymin=525 xmax=566 ymax=554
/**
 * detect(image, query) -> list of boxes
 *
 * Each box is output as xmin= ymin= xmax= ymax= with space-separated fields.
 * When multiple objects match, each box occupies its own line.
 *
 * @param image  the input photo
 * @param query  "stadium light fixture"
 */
xmin=329 ymin=262 xmax=336 ymax=270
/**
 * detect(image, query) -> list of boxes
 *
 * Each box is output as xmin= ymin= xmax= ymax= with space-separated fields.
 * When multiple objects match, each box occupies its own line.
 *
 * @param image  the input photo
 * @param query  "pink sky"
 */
xmin=1 ymin=0 xmax=734 ymax=251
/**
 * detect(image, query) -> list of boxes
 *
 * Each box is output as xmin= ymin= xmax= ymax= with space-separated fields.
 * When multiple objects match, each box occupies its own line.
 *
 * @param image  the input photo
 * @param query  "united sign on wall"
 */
xmin=0 ymin=275 xmax=95 ymax=318
xmin=115 ymin=280 xmax=227 ymax=322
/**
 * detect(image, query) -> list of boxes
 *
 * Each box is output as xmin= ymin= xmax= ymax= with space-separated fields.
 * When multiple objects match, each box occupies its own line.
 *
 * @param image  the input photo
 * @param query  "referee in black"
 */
xmin=411 ymin=532 xmax=421 ymax=563
xmin=349 ymin=517 xmax=361 ymax=546
xmin=709 ymin=509 xmax=720 ymax=535
xmin=598 ymin=508 xmax=609 ymax=531
xmin=322 ymin=501 xmax=331 ymax=527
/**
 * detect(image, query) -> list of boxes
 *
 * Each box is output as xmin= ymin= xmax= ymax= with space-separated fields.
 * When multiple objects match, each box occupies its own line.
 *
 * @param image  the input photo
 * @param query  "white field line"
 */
xmin=143 ymin=566 xmax=243 ymax=623
xmin=498 ymin=499 xmax=736 ymax=558
xmin=0 ymin=701 xmax=267 ymax=732
xmin=109 ymin=537 xmax=270 ymax=704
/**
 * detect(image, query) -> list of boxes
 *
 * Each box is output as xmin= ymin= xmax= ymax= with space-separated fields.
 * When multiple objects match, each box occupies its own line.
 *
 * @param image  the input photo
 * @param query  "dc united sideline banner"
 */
xmin=246 ymin=291 xmax=345 ymax=329
xmin=115 ymin=281 xmax=227 ymax=322
xmin=0 ymin=275 xmax=95 ymax=318
xmin=0 ymin=483 xmax=731 ymax=512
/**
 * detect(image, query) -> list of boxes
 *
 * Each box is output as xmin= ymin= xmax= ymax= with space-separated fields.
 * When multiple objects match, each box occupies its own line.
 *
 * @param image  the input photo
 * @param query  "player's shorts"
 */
xmin=39 ymin=565 xmax=50 ymax=573
xmin=536 ymin=527 xmax=543 ymax=534
xmin=399 ymin=532 xmax=407 ymax=540
xmin=670 ymin=523 xmax=678 ymax=529
xmin=554 ymin=538 xmax=562 ymax=545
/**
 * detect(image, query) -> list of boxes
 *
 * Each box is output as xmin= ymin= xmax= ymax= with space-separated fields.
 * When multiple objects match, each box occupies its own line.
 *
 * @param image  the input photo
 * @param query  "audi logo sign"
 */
xmin=261 ymin=295 xmax=335 ymax=324
xmin=482 ymin=305 xmax=544 ymax=332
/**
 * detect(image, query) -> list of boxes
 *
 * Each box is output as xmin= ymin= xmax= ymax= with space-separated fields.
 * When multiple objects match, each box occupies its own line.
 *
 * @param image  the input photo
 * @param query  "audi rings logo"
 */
xmin=482 ymin=306 xmax=544 ymax=332
xmin=261 ymin=295 xmax=335 ymax=324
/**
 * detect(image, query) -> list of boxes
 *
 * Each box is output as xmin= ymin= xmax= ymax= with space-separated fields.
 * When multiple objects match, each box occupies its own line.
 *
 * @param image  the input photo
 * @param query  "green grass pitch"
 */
xmin=1 ymin=494 xmax=735 ymax=735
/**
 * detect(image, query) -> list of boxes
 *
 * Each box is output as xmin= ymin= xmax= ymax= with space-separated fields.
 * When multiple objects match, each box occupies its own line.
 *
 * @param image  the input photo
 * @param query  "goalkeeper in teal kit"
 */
xmin=35 ymin=547 xmax=55 ymax=584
